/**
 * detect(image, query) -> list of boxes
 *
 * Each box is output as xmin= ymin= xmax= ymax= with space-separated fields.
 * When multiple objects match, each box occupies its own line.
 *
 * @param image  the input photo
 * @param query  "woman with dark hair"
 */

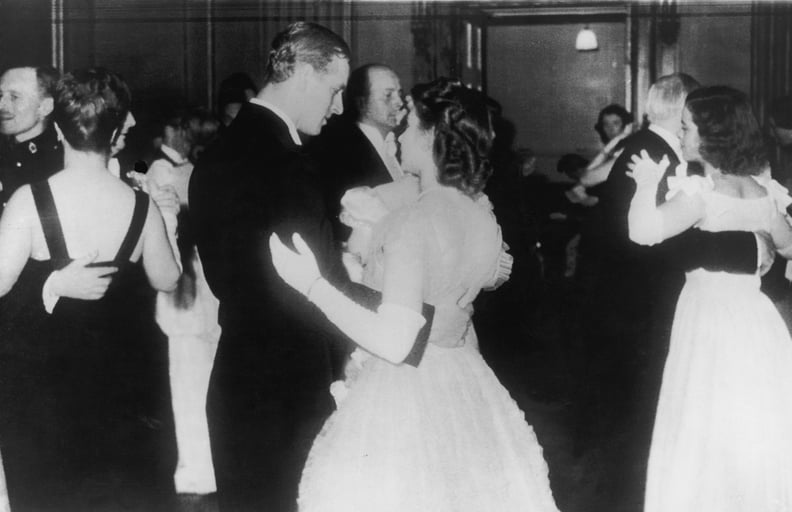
xmin=595 ymin=103 xmax=633 ymax=145
xmin=579 ymin=103 xmax=635 ymax=189
xmin=269 ymin=78 xmax=559 ymax=511
xmin=0 ymin=68 xmax=180 ymax=511
xmin=627 ymin=86 xmax=792 ymax=511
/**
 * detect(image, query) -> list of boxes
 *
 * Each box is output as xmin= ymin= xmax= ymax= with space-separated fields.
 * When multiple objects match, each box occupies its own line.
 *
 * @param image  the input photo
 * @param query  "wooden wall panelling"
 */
xmin=751 ymin=1 xmax=792 ymax=128
xmin=0 ymin=0 xmax=53 ymax=71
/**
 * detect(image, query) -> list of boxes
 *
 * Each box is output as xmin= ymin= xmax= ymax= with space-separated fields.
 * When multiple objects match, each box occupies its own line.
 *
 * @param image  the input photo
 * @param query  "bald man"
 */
xmin=309 ymin=64 xmax=406 ymax=241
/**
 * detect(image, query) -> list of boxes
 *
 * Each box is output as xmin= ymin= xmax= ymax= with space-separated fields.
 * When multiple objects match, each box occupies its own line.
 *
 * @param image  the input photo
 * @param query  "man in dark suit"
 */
xmin=309 ymin=63 xmax=405 ymax=240
xmin=189 ymin=22 xmax=355 ymax=512
xmin=577 ymin=73 xmax=764 ymax=511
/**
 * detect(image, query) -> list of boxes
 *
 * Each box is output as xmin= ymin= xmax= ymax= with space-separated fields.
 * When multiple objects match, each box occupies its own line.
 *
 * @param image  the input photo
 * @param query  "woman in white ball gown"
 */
xmin=627 ymin=86 xmax=792 ymax=512
xmin=269 ymin=78 xmax=560 ymax=512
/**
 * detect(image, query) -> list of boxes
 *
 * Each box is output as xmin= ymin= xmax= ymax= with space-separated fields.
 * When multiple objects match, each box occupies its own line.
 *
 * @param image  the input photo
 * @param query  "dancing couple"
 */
xmin=190 ymin=21 xmax=559 ymax=512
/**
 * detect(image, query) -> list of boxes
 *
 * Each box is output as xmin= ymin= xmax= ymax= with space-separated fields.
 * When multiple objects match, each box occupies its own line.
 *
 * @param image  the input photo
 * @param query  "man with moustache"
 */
xmin=190 ymin=22 xmax=376 ymax=512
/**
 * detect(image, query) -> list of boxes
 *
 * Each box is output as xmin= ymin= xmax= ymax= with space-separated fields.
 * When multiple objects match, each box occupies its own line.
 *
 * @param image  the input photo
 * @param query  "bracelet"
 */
xmin=305 ymin=275 xmax=324 ymax=299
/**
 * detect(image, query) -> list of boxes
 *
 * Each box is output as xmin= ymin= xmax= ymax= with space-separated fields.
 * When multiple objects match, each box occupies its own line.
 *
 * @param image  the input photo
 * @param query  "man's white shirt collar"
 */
xmin=249 ymin=98 xmax=302 ymax=146
xmin=648 ymin=124 xmax=684 ymax=162
xmin=357 ymin=122 xmax=403 ymax=180
xmin=357 ymin=122 xmax=387 ymax=153
xmin=159 ymin=143 xmax=188 ymax=165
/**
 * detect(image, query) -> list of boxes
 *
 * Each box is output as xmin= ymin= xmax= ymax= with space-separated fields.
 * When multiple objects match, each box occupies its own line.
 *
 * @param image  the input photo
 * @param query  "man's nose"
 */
xmin=331 ymin=93 xmax=343 ymax=116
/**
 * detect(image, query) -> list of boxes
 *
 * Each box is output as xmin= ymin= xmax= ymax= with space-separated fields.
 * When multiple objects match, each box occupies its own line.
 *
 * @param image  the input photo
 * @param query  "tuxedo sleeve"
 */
xmin=667 ymin=229 xmax=757 ymax=274
xmin=271 ymin=156 xmax=432 ymax=365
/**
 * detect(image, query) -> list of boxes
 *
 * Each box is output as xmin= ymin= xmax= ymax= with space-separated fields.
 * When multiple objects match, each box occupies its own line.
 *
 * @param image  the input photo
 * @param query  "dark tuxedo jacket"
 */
xmin=190 ymin=102 xmax=349 ymax=386
xmin=307 ymin=116 xmax=394 ymax=240
xmin=0 ymin=124 xmax=63 ymax=214
xmin=190 ymin=102 xmax=353 ymax=509
xmin=587 ymin=128 xmax=679 ymax=272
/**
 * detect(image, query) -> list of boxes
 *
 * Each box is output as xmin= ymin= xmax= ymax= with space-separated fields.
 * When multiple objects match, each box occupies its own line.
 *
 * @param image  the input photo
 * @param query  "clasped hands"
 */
xmin=127 ymin=170 xmax=180 ymax=217
xmin=626 ymin=150 xmax=670 ymax=188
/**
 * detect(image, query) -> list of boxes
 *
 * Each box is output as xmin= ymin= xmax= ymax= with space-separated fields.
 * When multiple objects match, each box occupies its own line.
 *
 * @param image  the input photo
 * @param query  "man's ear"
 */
xmin=39 ymin=96 xmax=54 ymax=118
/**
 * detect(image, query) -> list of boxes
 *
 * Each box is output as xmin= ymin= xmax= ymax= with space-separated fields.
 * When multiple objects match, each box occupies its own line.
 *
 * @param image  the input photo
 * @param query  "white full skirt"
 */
xmin=298 ymin=341 xmax=559 ymax=512
xmin=645 ymin=271 xmax=792 ymax=512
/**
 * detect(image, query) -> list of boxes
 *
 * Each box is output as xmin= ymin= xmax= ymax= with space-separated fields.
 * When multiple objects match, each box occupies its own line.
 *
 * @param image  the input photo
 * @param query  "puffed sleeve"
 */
xmin=665 ymin=174 xmax=714 ymax=201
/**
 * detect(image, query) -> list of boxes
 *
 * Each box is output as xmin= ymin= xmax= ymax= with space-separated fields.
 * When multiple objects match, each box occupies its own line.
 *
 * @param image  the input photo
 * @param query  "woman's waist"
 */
xmin=684 ymin=268 xmax=761 ymax=289
xmin=426 ymin=303 xmax=474 ymax=348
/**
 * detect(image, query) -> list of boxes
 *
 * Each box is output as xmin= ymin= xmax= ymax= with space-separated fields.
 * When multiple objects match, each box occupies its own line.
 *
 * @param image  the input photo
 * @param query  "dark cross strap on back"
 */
xmin=31 ymin=180 xmax=149 ymax=266
xmin=114 ymin=190 xmax=148 ymax=264
xmin=31 ymin=180 xmax=69 ymax=263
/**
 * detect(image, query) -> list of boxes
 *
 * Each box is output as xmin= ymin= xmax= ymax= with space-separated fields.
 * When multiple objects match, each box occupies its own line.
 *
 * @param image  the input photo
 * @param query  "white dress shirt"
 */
xmin=357 ymin=122 xmax=403 ymax=181
xmin=648 ymin=123 xmax=684 ymax=163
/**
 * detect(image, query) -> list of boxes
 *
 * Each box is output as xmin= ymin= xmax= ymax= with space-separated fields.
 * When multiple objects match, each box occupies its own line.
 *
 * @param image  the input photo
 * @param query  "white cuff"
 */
xmin=308 ymin=279 xmax=426 ymax=364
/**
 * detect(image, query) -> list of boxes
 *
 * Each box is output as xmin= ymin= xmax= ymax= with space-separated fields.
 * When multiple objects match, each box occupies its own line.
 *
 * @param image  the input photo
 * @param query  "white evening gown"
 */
xmin=645 ymin=176 xmax=792 ymax=512
xmin=297 ymin=187 xmax=559 ymax=512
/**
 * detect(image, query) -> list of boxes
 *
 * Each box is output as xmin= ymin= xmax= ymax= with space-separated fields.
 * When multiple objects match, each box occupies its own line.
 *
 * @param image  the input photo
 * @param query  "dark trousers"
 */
xmin=574 ymin=262 xmax=676 ymax=511
xmin=207 ymin=336 xmax=334 ymax=512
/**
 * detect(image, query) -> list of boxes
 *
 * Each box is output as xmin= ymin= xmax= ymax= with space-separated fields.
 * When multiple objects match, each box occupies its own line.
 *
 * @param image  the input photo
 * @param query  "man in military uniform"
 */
xmin=0 ymin=66 xmax=62 ymax=213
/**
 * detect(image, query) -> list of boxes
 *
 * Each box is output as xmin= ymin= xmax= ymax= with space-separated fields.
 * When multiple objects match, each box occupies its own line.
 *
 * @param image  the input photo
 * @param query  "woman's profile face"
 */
xmin=679 ymin=106 xmax=702 ymax=163
xmin=398 ymin=98 xmax=433 ymax=176
xmin=601 ymin=113 xmax=624 ymax=141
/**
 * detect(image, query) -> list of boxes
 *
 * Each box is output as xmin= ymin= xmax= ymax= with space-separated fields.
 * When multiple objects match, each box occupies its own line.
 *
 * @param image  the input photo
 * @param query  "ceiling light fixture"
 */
xmin=575 ymin=25 xmax=598 ymax=51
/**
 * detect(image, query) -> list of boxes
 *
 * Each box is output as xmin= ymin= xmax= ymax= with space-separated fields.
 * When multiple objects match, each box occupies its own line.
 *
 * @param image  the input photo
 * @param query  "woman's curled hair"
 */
xmin=54 ymin=67 xmax=131 ymax=154
xmin=685 ymin=86 xmax=767 ymax=176
xmin=411 ymin=78 xmax=493 ymax=197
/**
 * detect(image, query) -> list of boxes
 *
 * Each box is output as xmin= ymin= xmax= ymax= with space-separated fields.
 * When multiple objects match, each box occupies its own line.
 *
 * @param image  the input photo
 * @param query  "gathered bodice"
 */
xmin=695 ymin=187 xmax=779 ymax=234
xmin=683 ymin=176 xmax=781 ymax=284
xmin=362 ymin=186 xmax=502 ymax=348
